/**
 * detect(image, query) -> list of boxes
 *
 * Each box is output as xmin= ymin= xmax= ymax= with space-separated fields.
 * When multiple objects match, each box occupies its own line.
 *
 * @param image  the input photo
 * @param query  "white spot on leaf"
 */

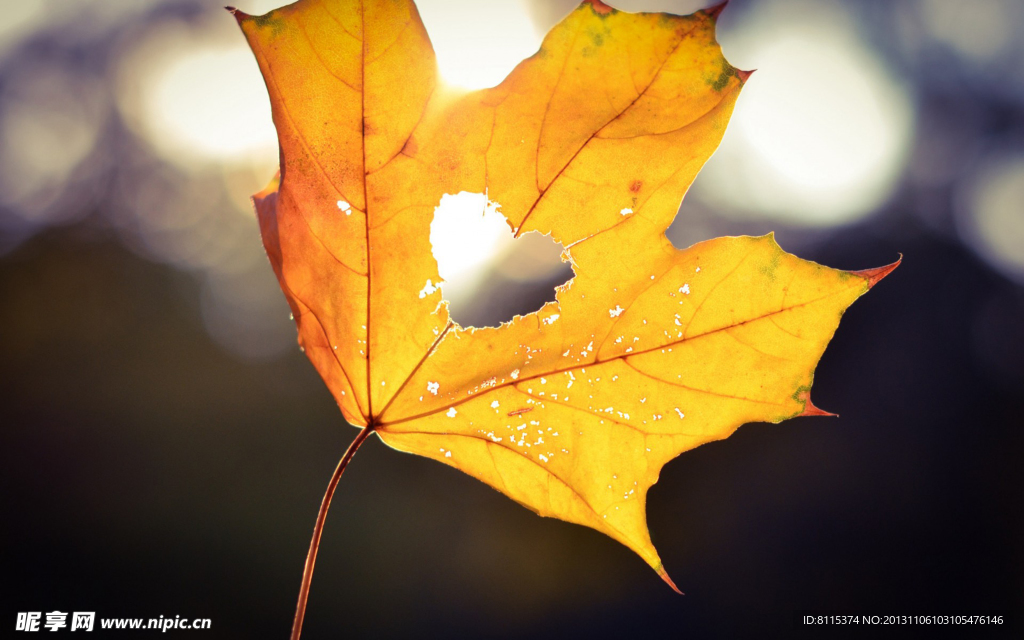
xmin=419 ymin=279 xmax=440 ymax=299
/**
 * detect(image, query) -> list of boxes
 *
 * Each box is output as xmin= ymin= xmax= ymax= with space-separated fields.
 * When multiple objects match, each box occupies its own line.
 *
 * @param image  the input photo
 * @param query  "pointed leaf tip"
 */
xmin=850 ymin=255 xmax=901 ymax=289
xmin=737 ymin=69 xmax=756 ymax=83
xmin=704 ymin=1 xmax=728 ymax=21
xmin=794 ymin=389 xmax=837 ymax=418
xmin=225 ymin=6 xmax=249 ymax=22
xmin=800 ymin=397 xmax=838 ymax=418
xmin=657 ymin=566 xmax=684 ymax=595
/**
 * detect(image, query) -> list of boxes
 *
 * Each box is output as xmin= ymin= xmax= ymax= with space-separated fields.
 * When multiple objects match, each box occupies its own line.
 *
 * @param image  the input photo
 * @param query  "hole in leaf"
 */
xmin=429 ymin=192 xmax=573 ymax=328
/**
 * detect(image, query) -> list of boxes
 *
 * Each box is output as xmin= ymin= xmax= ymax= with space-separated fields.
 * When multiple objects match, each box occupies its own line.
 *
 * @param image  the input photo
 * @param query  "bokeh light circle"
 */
xmin=697 ymin=1 xmax=914 ymax=226
xmin=116 ymin=18 xmax=277 ymax=168
xmin=957 ymin=153 xmax=1024 ymax=284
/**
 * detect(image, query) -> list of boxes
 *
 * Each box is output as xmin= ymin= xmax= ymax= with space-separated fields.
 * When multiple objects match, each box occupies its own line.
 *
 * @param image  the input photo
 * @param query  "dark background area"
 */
xmin=2 ymin=0 xmax=1022 ymax=638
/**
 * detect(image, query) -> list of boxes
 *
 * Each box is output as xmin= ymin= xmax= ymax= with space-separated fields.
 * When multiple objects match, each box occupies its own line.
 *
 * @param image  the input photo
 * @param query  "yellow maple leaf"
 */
xmin=231 ymin=0 xmax=897 ymax=629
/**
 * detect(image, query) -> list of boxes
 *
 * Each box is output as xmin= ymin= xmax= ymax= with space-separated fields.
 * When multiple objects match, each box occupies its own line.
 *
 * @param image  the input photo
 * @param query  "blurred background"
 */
xmin=1 ymin=0 xmax=1022 ymax=637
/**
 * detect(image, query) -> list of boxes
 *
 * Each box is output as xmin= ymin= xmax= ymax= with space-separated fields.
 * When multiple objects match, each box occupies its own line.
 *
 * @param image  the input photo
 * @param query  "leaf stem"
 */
xmin=290 ymin=425 xmax=375 ymax=640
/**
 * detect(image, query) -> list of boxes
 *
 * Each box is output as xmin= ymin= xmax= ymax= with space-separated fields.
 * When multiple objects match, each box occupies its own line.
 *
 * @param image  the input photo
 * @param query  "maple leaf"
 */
xmin=229 ymin=0 xmax=897 ymax=631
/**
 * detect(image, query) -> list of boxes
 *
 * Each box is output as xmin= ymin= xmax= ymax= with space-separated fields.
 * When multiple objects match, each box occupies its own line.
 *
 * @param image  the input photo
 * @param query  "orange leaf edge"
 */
xmin=582 ymin=0 xmax=615 ymax=16
xmin=704 ymin=0 xmax=729 ymax=21
xmin=795 ymin=389 xmax=838 ymax=418
xmin=849 ymin=255 xmax=902 ymax=289
xmin=657 ymin=565 xmax=685 ymax=595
